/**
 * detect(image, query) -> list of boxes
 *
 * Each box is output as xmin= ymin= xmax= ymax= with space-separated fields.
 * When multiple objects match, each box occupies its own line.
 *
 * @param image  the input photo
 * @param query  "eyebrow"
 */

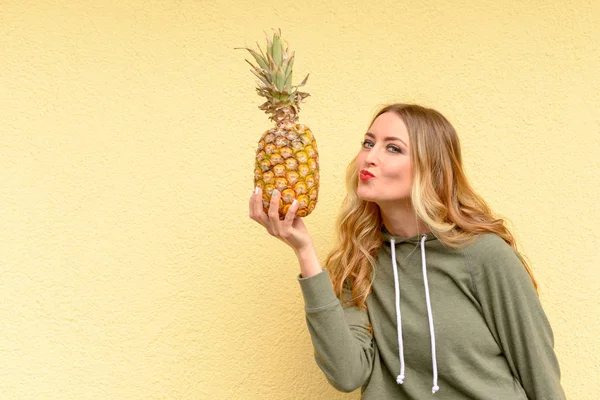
xmin=365 ymin=132 xmax=408 ymax=147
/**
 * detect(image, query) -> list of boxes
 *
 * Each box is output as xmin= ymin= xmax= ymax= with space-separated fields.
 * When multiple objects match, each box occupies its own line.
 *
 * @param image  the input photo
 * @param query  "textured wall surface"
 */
xmin=1 ymin=0 xmax=598 ymax=399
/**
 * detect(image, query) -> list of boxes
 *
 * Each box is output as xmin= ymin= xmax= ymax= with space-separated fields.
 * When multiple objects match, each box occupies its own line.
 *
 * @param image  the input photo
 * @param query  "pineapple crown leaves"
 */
xmin=237 ymin=29 xmax=310 ymax=122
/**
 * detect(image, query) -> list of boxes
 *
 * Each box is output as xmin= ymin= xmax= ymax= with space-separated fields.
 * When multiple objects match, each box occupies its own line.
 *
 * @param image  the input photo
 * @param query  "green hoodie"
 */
xmin=299 ymin=232 xmax=565 ymax=399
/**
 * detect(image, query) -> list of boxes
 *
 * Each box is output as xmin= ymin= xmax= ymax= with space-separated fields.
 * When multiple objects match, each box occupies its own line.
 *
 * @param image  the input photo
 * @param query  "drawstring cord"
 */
xmin=420 ymin=234 xmax=440 ymax=393
xmin=390 ymin=235 xmax=440 ymax=393
xmin=390 ymin=238 xmax=406 ymax=384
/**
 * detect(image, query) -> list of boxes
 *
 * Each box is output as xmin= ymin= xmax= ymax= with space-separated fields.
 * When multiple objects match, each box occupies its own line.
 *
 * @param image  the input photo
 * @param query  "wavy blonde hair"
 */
xmin=325 ymin=104 xmax=538 ymax=308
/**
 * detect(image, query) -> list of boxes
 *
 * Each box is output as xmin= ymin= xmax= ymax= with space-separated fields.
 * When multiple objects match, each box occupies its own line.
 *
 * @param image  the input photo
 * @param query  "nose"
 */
xmin=364 ymin=147 xmax=379 ymax=166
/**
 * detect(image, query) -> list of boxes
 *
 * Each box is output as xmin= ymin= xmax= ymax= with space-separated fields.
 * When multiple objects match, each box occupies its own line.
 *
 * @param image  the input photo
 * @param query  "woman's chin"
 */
xmin=356 ymin=190 xmax=377 ymax=203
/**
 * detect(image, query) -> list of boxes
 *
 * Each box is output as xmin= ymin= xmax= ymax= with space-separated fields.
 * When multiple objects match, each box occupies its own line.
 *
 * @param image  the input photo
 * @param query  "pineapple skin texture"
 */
xmin=254 ymin=122 xmax=319 ymax=218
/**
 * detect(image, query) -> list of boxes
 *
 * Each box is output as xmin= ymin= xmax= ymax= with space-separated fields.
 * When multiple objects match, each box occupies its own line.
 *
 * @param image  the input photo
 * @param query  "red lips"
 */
xmin=359 ymin=169 xmax=375 ymax=181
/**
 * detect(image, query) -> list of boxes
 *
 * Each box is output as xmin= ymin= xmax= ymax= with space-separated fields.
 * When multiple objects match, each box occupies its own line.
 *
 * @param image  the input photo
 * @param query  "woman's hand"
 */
xmin=249 ymin=187 xmax=313 ymax=252
xmin=249 ymin=187 xmax=323 ymax=278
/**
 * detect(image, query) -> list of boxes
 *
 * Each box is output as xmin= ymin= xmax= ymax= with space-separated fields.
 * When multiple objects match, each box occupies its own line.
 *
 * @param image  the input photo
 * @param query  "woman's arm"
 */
xmin=299 ymin=270 xmax=375 ymax=392
xmin=249 ymin=188 xmax=375 ymax=392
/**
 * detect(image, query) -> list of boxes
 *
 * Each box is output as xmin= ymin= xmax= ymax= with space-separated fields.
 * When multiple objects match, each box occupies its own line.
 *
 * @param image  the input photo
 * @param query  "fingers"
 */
xmin=250 ymin=187 xmax=298 ymax=241
xmin=283 ymin=199 xmax=299 ymax=227
xmin=248 ymin=186 xmax=257 ymax=219
xmin=249 ymin=186 xmax=266 ymax=225
xmin=267 ymin=189 xmax=281 ymax=234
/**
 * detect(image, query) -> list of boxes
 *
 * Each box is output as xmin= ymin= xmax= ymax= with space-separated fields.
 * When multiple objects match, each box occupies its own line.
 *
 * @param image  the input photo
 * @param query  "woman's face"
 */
xmin=355 ymin=111 xmax=413 ymax=204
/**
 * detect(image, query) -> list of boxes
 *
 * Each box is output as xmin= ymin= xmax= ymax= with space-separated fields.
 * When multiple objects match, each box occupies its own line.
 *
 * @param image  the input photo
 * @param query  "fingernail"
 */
xmin=272 ymin=189 xmax=278 ymax=196
xmin=292 ymin=200 xmax=298 ymax=206
xmin=254 ymin=186 xmax=259 ymax=194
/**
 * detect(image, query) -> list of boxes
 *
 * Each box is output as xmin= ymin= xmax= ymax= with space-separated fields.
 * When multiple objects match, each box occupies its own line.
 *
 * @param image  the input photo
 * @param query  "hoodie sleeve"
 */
xmin=469 ymin=234 xmax=565 ymax=400
xmin=298 ymin=269 xmax=375 ymax=393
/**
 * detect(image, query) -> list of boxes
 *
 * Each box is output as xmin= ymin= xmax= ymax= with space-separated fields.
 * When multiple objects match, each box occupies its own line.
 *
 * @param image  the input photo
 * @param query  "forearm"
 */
xmin=295 ymin=243 xmax=322 ymax=278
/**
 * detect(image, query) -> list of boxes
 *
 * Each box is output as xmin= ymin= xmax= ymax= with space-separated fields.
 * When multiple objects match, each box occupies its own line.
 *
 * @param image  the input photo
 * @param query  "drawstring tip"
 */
xmin=432 ymin=385 xmax=440 ymax=393
xmin=396 ymin=374 xmax=405 ymax=384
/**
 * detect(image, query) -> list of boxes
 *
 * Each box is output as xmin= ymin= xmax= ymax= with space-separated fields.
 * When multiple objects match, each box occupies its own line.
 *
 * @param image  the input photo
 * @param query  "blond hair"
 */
xmin=326 ymin=104 xmax=538 ymax=308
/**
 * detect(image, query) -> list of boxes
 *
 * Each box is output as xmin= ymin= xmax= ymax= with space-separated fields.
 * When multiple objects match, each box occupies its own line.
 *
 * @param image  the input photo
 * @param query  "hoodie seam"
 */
xmin=462 ymin=242 xmax=507 ymax=355
xmin=463 ymin=247 xmax=481 ymax=305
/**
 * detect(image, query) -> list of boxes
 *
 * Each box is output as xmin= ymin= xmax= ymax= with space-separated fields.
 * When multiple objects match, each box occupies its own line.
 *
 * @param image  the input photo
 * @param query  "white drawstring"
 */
xmin=420 ymin=234 xmax=440 ymax=393
xmin=390 ymin=238 xmax=406 ymax=385
xmin=391 ymin=235 xmax=440 ymax=393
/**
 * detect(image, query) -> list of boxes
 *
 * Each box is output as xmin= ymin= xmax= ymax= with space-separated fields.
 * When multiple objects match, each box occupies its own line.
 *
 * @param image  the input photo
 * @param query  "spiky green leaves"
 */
xmin=240 ymin=29 xmax=309 ymax=123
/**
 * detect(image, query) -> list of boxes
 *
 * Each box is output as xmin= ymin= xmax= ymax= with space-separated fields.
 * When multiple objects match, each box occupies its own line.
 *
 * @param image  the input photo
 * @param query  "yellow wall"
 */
xmin=1 ymin=1 xmax=598 ymax=399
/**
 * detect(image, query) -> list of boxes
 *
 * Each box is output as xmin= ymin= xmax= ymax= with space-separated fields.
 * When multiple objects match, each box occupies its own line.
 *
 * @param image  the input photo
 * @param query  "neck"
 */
xmin=379 ymin=199 xmax=430 ymax=238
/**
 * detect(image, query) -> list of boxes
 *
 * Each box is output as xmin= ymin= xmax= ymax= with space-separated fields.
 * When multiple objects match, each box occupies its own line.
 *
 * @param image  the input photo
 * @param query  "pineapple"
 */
xmin=242 ymin=30 xmax=319 ymax=218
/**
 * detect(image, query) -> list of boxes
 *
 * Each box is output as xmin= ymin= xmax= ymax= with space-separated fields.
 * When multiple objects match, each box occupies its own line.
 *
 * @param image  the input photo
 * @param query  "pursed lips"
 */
xmin=359 ymin=169 xmax=375 ymax=181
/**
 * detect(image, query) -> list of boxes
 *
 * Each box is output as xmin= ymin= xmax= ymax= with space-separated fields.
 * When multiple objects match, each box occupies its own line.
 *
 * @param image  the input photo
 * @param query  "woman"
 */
xmin=249 ymin=104 xmax=565 ymax=399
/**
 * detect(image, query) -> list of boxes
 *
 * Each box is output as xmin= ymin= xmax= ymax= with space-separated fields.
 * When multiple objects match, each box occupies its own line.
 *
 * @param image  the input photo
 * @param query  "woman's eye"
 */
xmin=387 ymin=144 xmax=403 ymax=154
xmin=361 ymin=140 xmax=374 ymax=149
